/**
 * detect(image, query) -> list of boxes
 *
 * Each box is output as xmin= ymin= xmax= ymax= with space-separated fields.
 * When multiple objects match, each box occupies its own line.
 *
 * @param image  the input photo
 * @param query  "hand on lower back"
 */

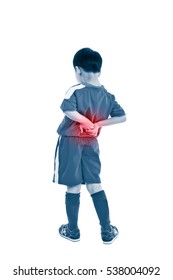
xmin=82 ymin=123 xmax=99 ymax=137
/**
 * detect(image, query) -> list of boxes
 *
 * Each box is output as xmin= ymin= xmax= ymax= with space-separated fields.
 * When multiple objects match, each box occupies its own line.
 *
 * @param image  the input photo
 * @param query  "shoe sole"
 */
xmin=103 ymin=232 xmax=119 ymax=244
xmin=59 ymin=232 xmax=80 ymax=242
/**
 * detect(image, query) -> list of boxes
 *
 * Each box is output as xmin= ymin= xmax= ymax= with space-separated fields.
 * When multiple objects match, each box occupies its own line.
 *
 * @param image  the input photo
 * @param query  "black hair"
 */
xmin=73 ymin=48 xmax=102 ymax=73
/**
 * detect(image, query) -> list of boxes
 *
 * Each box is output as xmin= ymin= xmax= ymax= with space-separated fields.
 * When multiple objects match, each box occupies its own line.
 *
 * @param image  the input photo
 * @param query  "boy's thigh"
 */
xmin=82 ymin=139 xmax=101 ymax=184
xmin=58 ymin=137 xmax=83 ymax=186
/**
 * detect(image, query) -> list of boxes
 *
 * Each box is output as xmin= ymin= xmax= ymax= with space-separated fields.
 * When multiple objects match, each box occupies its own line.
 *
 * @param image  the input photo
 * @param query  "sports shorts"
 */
xmin=53 ymin=136 xmax=101 ymax=187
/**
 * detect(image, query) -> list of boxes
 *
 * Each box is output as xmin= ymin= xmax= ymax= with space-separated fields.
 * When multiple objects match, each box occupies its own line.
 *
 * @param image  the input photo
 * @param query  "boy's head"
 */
xmin=73 ymin=48 xmax=102 ymax=73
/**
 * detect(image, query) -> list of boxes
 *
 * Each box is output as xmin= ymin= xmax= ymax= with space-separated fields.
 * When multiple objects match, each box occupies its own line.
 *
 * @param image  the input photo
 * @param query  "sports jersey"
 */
xmin=57 ymin=83 xmax=125 ymax=137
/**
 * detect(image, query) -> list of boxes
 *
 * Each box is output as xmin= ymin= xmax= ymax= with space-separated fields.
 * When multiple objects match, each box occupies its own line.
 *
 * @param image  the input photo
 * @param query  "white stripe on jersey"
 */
xmin=64 ymin=84 xmax=85 ymax=99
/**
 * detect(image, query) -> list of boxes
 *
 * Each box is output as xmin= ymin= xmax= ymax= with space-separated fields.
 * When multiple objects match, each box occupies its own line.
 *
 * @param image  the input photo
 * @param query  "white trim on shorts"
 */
xmin=53 ymin=136 xmax=62 ymax=184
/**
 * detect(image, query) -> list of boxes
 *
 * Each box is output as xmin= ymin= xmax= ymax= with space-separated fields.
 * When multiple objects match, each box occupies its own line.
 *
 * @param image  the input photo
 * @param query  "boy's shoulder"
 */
xmin=64 ymin=83 xmax=115 ymax=101
xmin=64 ymin=84 xmax=85 ymax=99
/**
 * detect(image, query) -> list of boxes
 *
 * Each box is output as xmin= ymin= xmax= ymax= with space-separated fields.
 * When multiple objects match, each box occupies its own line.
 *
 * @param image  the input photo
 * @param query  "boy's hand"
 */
xmin=84 ymin=123 xmax=100 ymax=137
xmin=79 ymin=122 xmax=94 ymax=133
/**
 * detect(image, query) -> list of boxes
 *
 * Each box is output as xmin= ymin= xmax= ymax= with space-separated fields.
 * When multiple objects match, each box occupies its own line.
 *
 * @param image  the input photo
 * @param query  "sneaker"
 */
xmin=59 ymin=224 xmax=80 ymax=242
xmin=101 ymin=225 xmax=119 ymax=244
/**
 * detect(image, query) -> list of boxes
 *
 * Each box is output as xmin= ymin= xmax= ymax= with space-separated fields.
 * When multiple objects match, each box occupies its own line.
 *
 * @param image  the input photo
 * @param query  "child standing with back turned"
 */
xmin=53 ymin=48 xmax=126 ymax=244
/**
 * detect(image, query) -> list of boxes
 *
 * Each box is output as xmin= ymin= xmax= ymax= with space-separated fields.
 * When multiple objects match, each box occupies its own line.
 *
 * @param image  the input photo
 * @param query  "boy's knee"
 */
xmin=86 ymin=183 xmax=102 ymax=195
xmin=67 ymin=184 xmax=81 ymax=193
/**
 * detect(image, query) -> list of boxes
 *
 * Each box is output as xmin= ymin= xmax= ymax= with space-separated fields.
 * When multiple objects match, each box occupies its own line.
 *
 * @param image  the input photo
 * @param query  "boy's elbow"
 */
xmin=121 ymin=115 xmax=127 ymax=122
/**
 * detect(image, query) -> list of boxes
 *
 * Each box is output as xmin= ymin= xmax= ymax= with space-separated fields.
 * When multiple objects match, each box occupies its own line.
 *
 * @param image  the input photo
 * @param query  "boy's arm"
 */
xmin=87 ymin=115 xmax=126 ymax=136
xmin=65 ymin=110 xmax=126 ymax=126
xmin=96 ymin=115 xmax=126 ymax=127
xmin=64 ymin=111 xmax=126 ymax=136
xmin=64 ymin=111 xmax=94 ymax=132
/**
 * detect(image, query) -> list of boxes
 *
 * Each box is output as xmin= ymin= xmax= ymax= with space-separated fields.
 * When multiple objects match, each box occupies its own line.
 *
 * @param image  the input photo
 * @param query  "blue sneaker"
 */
xmin=101 ymin=225 xmax=119 ymax=244
xmin=59 ymin=224 xmax=80 ymax=242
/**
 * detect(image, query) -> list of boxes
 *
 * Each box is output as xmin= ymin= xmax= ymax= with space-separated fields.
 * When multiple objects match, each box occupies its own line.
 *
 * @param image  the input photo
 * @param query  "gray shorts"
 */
xmin=53 ymin=136 xmax=101 ymax=187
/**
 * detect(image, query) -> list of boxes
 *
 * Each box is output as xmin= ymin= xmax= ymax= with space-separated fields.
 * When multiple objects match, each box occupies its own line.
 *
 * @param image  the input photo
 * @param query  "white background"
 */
xmin=0 ymin=0 xmax=172 ymax=279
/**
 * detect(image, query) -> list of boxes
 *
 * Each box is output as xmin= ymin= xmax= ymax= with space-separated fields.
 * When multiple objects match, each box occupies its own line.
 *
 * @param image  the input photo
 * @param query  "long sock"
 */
xmin=65 ymin=192 xmax=80 ymax=231
xmin=91 ymin=190 xmax=111 ymax=231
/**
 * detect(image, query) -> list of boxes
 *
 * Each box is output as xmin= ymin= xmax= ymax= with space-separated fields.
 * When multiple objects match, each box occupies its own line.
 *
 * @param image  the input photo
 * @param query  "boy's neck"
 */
xmin=81 ymin=72 xmax=101 ymax=87
xmin=83 ymin=79 xmax=101 ymax=87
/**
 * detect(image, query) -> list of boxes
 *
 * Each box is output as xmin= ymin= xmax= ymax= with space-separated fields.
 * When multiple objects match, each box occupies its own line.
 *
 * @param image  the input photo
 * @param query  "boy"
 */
xmin=53 ymin=48 xmax=126 ymax=244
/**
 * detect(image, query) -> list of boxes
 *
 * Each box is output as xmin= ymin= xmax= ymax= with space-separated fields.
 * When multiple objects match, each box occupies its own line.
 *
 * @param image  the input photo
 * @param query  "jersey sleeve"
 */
xmin=110 ymin=95 xmax=125 ymax=117
xmin=60 ymin=92 xmax=77 ymax=112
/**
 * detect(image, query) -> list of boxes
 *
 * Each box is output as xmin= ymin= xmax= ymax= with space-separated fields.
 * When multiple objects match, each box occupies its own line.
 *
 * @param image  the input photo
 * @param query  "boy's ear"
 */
xmin=75 ymin=66 xmax=82 ymax=75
